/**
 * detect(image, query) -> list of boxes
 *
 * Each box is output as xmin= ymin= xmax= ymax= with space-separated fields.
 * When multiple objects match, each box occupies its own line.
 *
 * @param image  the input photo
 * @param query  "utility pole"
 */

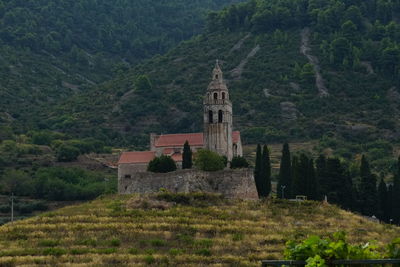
xmin=281 ymin=185 xmax=286 ymax=199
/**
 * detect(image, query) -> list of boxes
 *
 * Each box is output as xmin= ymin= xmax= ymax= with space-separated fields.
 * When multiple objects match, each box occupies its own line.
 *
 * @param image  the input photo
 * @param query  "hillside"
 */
xmin=0 ymin=0 xmax=242 ymax=130
xmin=48 ymin=0 xmax=400 ymax=166
xmin=0 ymin=193 xmax=398 ymax=266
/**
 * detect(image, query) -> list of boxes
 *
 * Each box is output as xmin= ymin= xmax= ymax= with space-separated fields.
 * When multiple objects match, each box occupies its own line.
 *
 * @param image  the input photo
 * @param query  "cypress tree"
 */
xmin=182 ymin=141 xmax=192 ymax=169
xmin=392 ymin=157 xmax=400 ymax=224
xmin=278 ymin=143 xmax=291 ymax=199
xmin=291 ymin=155 xmax=299 ymax=197
xmin=254 ymin=144 xmax=262 ymax=198
xmin=359 ymin=155 xmax=378 ymax=216
xmin=316 ymin=155 xmax=327 ymax=200
xmin=388 ymin=184 xmax=394 ymax=223
xmin=378 ymin=177 xmax=388 ymax=222
xmin=292 ymin=154 xmax=309 ymax=197
xmin=307 ymin=159 xmax=318 ymax=200
xmin=259 ymin=145 xmax=271 ymax=197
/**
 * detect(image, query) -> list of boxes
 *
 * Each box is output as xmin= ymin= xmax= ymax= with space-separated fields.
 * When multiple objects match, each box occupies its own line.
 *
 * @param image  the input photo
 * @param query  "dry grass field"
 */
xmin=0 ymin=192 xmax=398 ymax=266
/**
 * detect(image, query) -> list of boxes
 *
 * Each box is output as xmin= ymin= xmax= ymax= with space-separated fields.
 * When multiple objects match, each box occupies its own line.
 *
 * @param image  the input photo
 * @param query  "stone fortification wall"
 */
xmin=118 ymin=169 xmax=258 ymax=199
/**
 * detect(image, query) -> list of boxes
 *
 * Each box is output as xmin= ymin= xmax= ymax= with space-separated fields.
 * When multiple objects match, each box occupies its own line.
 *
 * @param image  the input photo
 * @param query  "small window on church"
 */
xmin=125 ymin=174 xmax=131 ymax=179
xmin=209 ymin=110 xmax=213 ymax=123
xmin=214 ymin=93 xmax=218 ymax=100
xmin=222 ymin=92 xmax=225 ymax=99
xmin=215 ymin=74 xmax=218 ymax=79
xmin=218 ymin=110 xmax=223 ymax=123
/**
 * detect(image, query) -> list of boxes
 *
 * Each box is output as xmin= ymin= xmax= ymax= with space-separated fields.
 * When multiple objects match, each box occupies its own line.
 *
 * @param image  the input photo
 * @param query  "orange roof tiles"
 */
xmin=118 ymin=151 xmax=155 ymax=164
xmin=171 ymin=153 xmax=183 ymax=162
xmin=233 ymin=131 xmax=240 ymax=144
xmin=163 ymin=148 xmax=174 ymax=155
xmin=155 ymin=133 xmax=203 ymax=147
xmin=155 ymin=131 xmax=241 ymax=147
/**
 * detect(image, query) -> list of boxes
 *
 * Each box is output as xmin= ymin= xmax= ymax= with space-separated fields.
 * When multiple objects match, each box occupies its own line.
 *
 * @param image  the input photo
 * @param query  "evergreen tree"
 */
xmin=378 ymin=177 xmax=388 ymax=222
xmin=278 ymin=143 xmax=291 ymax=199
xmin=259 ymin=145 xmax=271 ymax=197
xmin=182 ymin=141 xmax=192 ymax=169
xmin=387 ymin=184 xmax=394 ymax=223
xmin=392 ymin=157 xmax=400 ymax=224
xmin=292 ymin=154 xmax=309 ymax=197
xmin=291 ymin=155 xmax=299 ymax=197
xmin=359 ymin=155 xmax=378 ymax=216
xmin=307 ymin=159 xmax=318 ymax=200
xmin=316 ymin=155 xmax=327 ymax=200
xmin=254 ymin=144 xmax=262 ymax=198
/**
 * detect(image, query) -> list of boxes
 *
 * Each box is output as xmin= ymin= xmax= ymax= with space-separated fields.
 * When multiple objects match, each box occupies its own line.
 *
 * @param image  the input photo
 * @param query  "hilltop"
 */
xmin=0 ymin=193 xmax=398 ymax=266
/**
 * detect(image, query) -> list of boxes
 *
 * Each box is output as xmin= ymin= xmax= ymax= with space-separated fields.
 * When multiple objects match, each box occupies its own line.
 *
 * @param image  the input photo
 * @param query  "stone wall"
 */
xmin=118 ymin=169 xmax=258 ymax=199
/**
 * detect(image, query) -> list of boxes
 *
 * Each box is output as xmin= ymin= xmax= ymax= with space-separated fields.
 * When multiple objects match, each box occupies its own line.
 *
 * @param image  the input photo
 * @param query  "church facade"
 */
xmin=118 ymin=62 xmax=243 ymax=173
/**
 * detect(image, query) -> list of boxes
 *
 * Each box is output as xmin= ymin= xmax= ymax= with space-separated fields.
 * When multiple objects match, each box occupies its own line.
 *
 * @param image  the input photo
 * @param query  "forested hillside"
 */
xmin=50 ymin=0 xmax=400 ymax=168
xmin=0 ymin=0 xmax=242 ymax=130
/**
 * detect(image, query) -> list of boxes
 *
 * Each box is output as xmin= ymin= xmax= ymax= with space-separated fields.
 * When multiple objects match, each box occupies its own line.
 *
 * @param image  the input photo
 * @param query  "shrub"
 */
xmin=147 ymin=155 xmax=177 ymax=173
xmin=109 ymin=238 xmax=121 ymax=247
xmin=194 ymin=149 xmax=225 ymax=171
xmin=56 ymin=144 xmax=80 ymax=162
xmin=230 ymin=156 xmax=249 ymax=169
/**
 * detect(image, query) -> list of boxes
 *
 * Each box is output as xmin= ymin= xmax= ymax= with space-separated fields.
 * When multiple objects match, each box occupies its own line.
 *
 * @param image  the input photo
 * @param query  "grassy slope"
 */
xmin=0 ymin=193 xmax=398 ymax=266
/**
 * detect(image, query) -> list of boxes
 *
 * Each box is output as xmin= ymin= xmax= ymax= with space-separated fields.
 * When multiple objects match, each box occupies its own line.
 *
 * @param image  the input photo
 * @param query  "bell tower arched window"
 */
xmin=218 ymin=110 xmax=223 ymax=123
xmin=222 ymin=92 xmax=225 ymax=99
xmin=213 ymin=93 xmax=218 ymax=100
xmin=209 ymin=110 xmax=213 ymax=123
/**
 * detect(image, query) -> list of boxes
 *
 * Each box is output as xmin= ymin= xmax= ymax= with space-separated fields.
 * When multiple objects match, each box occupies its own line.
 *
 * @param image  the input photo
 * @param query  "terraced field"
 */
xmin=0 ymin=193 xmax=398 ymax=266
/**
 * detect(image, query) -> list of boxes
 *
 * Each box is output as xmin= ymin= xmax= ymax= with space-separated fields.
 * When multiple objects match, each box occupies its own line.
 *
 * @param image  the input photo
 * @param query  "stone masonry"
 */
xmin=118 ymin=169 xmax=258 ymax=199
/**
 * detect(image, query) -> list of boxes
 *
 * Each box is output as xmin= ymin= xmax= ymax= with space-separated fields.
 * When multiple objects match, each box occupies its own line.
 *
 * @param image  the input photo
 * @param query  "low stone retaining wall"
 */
xmin=118 ymin=169 xmax=258 ymax=199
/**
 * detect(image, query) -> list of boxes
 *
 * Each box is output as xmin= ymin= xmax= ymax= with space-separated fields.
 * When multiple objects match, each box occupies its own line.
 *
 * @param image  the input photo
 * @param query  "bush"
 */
xmin=230 ymin=156 xmax=249 ymax=169
xmin=194 ymin=149 xmax=225 ymax=171
xmin=56 ymin=144 xmax=80 ymax=162
xmin=147 ymin=155 xmax=177 ymax=173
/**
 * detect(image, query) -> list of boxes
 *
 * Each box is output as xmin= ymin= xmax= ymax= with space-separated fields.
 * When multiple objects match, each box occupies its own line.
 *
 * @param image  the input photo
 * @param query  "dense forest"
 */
xmin=0 ymin=0 xmax=242 ymax=130
xmin=30 ymin=0 xmax=397 ymax=172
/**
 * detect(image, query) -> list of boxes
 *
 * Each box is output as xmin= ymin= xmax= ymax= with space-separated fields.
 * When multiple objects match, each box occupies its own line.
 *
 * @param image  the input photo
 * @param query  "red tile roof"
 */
xmin=155 ymin=133 xmax=203 ymax=147
xmin=163 ymin=148 xmax=174 ymax=155
xmin=233 ymin=131 xmax=241 ymax=144
xmin=118 ymin=151 xmax=155 ymax=164
xmin=171 ymin=153 xmax=183 ymax=162
xmin=155 ymin=131 xmax=241 ymax=147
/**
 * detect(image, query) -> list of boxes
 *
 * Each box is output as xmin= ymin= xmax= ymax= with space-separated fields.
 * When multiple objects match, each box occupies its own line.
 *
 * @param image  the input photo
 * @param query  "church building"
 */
xmin=118 ymin=61 xmax=243 ymax=172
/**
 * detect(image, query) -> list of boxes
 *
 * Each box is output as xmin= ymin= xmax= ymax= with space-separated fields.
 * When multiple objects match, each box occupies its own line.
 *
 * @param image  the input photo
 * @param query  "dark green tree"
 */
xmin=254 ymin=144 xmax=262 ymax=198
xmin=147 ymin=155 xmax=177 ymax=173
xmin=277 ymin=143 xmax=291 ymax=199
xmin=230 ymin=156 xmax=249 ymax=169
xmin=182 ymin=141 xmax=192 ymax=169
xmin=56 ymin=144 xmax=80 ymax=162
xmin=292 ymin=154 xmax=309 ymax=197
xmin=194 ymin=149 xmax=225 ymax=172
xmin=378 ymin=177 xmax=389 ymax=222
xmin=392 ymin=157 xmax=400 ymax=224
xmin=259 ymin=145 xmax=271 ymax=197
xmin=359 ymin=155 xmax=378 ymax=216
xmin=291 ymin=155 xmax=299 ymax=198
xmin=307 ymin=159 xmax=318 ymax=200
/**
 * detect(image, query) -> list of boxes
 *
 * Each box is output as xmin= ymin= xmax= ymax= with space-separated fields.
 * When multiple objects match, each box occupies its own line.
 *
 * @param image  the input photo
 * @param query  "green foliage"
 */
xmin=56 ymin=144 xmax=80 ymax=162
xmin=359 ymin=155 xmax=378 ymax=216
xmin=278 ymin=143 xmax=292 ymax=199
xmin=194 ymin=149 xmax=225 ymax=171
xmin=182 ymin=141 xmax=193 ymax=169
xmin=230 ymin=156 xmax=249 ymax=169
xmin=147 ymin=155 xmax=177 ymax=173
xmin=284 ymin=232 xmax=381 ymax=265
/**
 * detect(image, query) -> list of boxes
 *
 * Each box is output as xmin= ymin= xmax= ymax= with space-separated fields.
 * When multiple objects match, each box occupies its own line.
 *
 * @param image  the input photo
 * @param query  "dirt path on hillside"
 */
xmin=230 ymin=34 xmax=251 ymax=53
xmin=300 ymin=28 xmax=329 ymax=97
xmin=230 ymin=45 xmax=260 ymax=80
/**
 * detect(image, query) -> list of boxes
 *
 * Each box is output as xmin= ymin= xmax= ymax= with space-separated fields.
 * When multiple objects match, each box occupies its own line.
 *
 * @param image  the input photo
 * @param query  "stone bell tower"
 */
xmin=203 ymin=60 xmax=233 ymax=161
